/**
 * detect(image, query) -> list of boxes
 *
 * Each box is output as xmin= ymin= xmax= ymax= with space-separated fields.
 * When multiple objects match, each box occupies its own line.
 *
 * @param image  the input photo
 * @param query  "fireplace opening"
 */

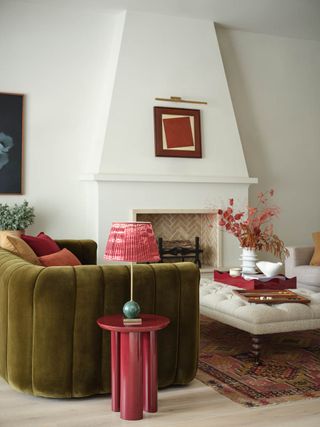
xmin=133 ymin=209 xmax=222 ymax=270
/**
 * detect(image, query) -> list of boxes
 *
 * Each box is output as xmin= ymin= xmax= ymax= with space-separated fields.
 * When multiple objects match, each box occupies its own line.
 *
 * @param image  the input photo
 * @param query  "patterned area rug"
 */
xmin=196 ymin=315 xmax=320 ymax=407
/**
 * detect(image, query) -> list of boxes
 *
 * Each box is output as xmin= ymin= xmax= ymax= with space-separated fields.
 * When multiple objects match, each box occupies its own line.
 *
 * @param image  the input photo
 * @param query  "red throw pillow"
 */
xmin=21 ymin=232 xmax=61 ymax=256
xmin=39 ymin=248 xmax=81 ymax=267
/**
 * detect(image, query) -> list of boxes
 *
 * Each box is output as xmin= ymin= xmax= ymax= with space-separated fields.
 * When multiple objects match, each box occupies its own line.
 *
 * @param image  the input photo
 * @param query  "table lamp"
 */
xmin=104 ymin=221 xmax=160 ymax=321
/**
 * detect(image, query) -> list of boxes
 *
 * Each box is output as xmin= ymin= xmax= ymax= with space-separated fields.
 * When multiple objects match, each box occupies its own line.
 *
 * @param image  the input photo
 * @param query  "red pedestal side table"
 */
xmin=97 ymin=313 xmax=170 ymax=421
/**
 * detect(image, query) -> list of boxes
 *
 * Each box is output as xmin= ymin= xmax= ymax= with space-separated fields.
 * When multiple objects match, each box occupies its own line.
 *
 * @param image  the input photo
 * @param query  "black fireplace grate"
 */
xmin=158 ymin=236 xmax=203 ymax=268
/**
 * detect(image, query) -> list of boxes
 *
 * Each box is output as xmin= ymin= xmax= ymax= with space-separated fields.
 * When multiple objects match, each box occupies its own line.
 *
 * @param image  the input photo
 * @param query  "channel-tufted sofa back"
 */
xmin=0 ymin=240 xmax=199 ymax=398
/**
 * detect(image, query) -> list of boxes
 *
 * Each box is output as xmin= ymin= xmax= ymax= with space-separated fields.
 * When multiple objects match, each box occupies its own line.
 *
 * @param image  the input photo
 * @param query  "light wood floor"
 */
xmin=1 ymin=377 xmax=320 ymax=427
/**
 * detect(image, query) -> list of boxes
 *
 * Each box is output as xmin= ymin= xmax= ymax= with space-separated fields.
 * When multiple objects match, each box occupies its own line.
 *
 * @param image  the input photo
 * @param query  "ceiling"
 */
xmin=17 ymin=0 xmax=320 ymax=41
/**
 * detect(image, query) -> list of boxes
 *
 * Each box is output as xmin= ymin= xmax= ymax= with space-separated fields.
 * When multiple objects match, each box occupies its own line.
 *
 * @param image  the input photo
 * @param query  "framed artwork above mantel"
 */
xmin=0 ymin=92 xmax=24 ymax=194
xmin=154 ymin=106 xmax=202 ymax=158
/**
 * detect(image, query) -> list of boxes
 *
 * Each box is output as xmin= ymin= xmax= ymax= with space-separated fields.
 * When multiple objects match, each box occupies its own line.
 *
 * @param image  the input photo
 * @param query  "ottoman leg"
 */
xmin=251 ymin=335 xmax=262 ymax=365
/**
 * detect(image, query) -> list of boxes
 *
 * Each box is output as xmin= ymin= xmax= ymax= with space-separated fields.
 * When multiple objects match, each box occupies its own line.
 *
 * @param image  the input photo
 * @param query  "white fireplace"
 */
xmin=87 ymin=176 xmax=256 ymax=267
xmin=80 ymin=12 xmax=257 ymax=265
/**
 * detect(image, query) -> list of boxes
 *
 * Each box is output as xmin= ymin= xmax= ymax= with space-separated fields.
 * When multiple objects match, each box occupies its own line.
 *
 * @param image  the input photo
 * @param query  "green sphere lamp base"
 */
xmin=123 ymin=300 xmax=140 ymax=319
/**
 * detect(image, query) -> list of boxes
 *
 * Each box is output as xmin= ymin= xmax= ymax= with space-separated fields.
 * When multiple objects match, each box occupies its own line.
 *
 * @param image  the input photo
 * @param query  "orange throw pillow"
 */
xmin=310 ymin=232 xmax=320 ymax=266
xmin=39 ymin=248 xmax=81 ymax=267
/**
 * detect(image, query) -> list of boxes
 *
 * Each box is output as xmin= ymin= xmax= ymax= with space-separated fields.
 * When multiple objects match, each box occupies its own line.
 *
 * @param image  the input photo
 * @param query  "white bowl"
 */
xmin=256 ymin=261 xmax=283 ymax=277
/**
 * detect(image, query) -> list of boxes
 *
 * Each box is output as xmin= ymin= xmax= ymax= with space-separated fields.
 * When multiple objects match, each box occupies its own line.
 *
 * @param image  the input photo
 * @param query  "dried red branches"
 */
xmin=217 ymin=190 xmax=288 ymax=260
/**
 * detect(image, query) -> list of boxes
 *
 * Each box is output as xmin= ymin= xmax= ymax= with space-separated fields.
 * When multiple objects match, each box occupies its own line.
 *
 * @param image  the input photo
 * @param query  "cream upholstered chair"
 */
xmin=285 ymin=246 xmax=320 ymax=292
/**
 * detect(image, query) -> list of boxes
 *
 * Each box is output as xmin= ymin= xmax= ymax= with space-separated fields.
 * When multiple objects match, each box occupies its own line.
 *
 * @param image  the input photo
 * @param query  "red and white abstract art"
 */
xmin=154 ymin=107 xmax=201 ymax=158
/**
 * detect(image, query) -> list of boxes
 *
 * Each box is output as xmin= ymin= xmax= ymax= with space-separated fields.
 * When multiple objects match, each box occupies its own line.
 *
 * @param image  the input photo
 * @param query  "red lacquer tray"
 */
xmin=214 ymin=270 xmax=296 ymax=290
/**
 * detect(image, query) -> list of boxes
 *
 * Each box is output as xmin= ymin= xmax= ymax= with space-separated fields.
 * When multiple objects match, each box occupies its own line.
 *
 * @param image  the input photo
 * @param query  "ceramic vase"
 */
xmin=240 ymin=247 xmax=258 ymax=274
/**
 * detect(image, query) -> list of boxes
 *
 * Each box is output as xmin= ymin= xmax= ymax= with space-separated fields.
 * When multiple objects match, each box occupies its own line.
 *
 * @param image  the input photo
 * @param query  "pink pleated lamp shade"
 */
xmin=104 ymin=222 xmax=160 ymax=262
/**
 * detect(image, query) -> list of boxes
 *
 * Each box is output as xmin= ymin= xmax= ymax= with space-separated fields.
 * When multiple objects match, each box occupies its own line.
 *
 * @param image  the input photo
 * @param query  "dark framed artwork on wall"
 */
xmin=154 ymin=106 xmax=202 ymax=158
xmin=0 ymin=93 xmax=24 ymax=194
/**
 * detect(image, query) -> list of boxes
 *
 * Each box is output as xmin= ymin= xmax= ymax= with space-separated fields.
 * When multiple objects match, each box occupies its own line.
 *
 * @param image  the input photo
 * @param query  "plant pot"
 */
xmin=240 ymin=247 xmax=258 ymax=274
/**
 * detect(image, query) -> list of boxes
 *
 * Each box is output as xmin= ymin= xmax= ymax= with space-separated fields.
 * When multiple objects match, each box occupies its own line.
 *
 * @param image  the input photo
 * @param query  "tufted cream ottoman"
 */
xmin=200 ymin=279 xmax=320 ymax=363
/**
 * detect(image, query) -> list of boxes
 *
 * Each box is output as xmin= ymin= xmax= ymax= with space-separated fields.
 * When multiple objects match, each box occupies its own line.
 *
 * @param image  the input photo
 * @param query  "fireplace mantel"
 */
xmin=80 ymin=173 xmax=257 ymax=185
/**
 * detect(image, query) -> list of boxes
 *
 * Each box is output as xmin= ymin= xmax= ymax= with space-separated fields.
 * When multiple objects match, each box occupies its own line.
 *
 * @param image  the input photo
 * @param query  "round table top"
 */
xmin=97 ymin=313 xmax=170 ymax=333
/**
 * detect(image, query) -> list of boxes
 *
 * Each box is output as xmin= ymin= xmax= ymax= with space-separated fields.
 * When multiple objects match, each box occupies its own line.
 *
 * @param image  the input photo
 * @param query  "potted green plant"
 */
xmin=0 ymin=201 xmax=35 ymax=245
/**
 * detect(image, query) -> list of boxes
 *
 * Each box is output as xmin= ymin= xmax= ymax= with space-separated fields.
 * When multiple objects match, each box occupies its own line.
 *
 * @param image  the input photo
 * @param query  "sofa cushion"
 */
xmin=310 ymin=232 xmax=320 ymax=266
xmin=0 ymin=230 xmax=23 ymax=252
xmin=295 ymin=265 xmax=320 ymax=286
xmin=22 ymin=232 xmax=60 ymax=256
xmin=6 ymin=235 xmax=41 ymax=265
xmin=39 ymin=248 xmax=82 ymax=266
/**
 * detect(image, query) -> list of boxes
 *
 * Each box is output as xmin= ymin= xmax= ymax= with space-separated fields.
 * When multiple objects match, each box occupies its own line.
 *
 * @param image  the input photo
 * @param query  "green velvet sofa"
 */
xmin=0 ymin=239 xmax=200 ymax=398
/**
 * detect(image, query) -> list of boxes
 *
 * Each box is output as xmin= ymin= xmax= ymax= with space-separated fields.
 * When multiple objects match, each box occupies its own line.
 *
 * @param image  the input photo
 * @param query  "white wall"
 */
xmin=0 ymin=1 xmax=121 ymax=238
xmin=0 ymin=2 xmax=253 ymax=267
xmin=217 ymin=28 xmax=320 ymax=249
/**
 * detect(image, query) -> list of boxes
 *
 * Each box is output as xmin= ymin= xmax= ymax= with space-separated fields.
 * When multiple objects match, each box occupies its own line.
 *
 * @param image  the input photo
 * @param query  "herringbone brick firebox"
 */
xmin=133 ymin=209 xmax=221 ymax=269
